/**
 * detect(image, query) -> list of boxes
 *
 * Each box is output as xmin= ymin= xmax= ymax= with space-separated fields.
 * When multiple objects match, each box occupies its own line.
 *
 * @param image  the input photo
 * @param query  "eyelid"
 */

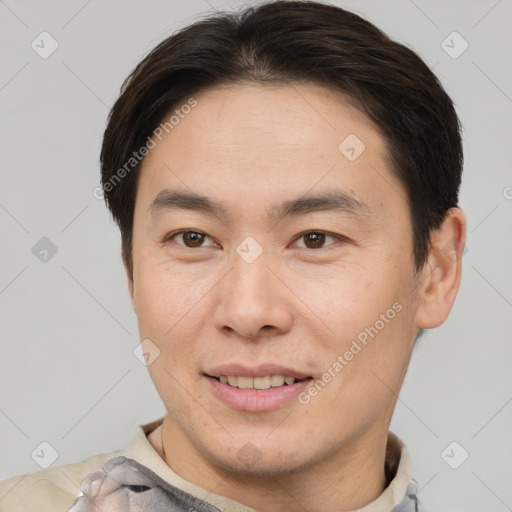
xmin=164 ymin=229 xmax=218 ymax=247
xmin=164 ymin=229 xmax=348 ymax=250
xmin=290 ymin=230 xmax=348 ymax=249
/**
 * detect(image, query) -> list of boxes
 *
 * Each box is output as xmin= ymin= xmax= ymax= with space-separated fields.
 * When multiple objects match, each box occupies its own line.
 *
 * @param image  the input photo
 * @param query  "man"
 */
xmin=0 ymin=1 xmax=466 ymax=510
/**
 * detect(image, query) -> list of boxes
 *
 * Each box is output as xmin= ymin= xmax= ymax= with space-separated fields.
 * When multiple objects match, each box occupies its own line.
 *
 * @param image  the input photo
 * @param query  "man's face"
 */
xmin=129 ymin=83 xmax=423 ymax=475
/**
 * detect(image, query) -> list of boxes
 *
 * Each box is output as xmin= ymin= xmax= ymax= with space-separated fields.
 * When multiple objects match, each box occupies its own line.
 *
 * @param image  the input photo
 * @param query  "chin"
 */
xmin=217 ymin=453 xmax=313 ymax=478
xmin=199 ymin=435 xmax=327 ymax=478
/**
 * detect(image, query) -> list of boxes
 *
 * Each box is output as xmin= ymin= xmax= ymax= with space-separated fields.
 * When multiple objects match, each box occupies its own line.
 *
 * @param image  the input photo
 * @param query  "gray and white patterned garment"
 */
xmin=67 ymin=456 xmax=426 ymax=512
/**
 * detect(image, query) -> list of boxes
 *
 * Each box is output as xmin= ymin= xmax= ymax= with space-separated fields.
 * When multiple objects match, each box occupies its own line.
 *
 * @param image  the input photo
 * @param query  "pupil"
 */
xmin=306 ymin=233 xmax=324 ymax=248
xmin=185 ymin=232 xmax=204 ymax=247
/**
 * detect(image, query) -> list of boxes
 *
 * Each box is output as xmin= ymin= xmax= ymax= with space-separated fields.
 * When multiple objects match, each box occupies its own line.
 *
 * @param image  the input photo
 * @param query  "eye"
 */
xmin=165 ymin=230 xmax=218 ymax=248
xmin=293 ymin=231 xmax=344 ymax=249
xmin=164 ymin=230 xmax=345 ymax=250
xmin=124 ymin=484 xmax=151 ymax=493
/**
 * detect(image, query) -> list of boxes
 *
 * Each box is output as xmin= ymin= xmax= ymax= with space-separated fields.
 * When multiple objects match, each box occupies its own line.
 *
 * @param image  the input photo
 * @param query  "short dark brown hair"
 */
xmin=100 ymin=0 xmax=463 ymax=276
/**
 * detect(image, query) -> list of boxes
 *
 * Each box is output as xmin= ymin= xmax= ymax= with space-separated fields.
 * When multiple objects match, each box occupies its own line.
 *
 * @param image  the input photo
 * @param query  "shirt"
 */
xmin=0 ymin=417 xmax=424 ymax=511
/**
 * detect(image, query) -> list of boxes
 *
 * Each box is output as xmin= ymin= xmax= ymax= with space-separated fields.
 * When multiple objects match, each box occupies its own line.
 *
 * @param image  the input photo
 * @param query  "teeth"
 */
xmin=270 ymin=375 xmax=285 ymax=387
xmin=254 ymin=376 xmax=271 ymax=390
xmin=237 ymin=376 xmax=254 ymax=389
xmin=218 ymin=375 xmax=297 ymax=389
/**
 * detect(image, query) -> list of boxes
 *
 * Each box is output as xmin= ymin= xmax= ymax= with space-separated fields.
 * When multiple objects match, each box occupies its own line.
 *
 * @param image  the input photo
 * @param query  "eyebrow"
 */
xmin=148 ymin=187 xmax=369 ymax=223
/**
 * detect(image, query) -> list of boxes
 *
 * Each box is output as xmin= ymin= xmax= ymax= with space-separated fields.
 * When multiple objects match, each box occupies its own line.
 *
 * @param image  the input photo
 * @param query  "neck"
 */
xmin=149 ymin=416 xmax=390 ymax=512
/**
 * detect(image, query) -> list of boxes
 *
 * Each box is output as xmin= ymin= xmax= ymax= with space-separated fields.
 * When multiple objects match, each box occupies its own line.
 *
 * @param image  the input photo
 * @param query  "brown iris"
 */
xmin=183 ymin=231 xmax=205 ymax=247
xmin=303 ymin=232 xmax=325 ymax=248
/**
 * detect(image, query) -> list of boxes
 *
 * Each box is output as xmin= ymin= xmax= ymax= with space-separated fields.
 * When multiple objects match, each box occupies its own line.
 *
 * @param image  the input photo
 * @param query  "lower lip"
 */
xmin=206 ymin=376 xmax=312 ymax=412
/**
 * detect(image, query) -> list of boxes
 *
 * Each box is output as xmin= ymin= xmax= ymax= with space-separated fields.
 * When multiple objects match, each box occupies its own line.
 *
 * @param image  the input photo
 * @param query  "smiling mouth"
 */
xmin=209 ymin=375 xmax=313 ymax=390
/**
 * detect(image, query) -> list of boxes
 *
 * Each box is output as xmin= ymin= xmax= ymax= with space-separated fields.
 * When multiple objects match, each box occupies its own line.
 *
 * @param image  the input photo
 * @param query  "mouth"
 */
xmin=209 ymin=374 xmax=312 ymax=390
xmin=203 ymin=366 xmax=314 ymax=412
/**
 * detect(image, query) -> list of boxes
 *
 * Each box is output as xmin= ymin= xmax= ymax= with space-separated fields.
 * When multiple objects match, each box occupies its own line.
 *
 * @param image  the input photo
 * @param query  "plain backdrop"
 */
xmin=1 ymin=1 xmax=511 ymax=510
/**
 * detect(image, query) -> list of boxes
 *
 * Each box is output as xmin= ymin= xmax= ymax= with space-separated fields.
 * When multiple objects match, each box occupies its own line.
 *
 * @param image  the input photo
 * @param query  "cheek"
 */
xmin=301 ymin=309 xmax=415 ymax=439
xmin=332 ymin=299 xmax=416 ymax=405
xmin=133 ymin=263 xmax=214 ymax=380
xmin=133 ymin=261 xmax=203 ymax=336
xmin=298 ymin=263 xmax=415 ymax=390
xmin=291 ymin=265 xmax=401 ymax=343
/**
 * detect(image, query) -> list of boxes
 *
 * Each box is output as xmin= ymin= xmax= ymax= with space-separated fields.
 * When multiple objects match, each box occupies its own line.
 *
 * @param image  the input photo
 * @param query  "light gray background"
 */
xmin=1 ymin=0 xmax=511 ymax=510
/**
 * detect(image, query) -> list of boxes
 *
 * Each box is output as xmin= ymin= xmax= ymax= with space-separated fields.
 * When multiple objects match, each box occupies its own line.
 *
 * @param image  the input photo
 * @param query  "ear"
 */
xmin=414 ymin=208 xmax=466 ymax=329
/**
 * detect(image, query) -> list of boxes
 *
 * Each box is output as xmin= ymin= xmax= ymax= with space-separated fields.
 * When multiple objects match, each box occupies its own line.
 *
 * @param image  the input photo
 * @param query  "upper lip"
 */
xmin=205 ymin=363 xmax=311 ymax=380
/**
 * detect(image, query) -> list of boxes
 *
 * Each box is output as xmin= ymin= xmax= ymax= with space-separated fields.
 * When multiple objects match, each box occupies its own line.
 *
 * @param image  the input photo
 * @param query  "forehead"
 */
xmin=144 ymin=82 xmax=383 ymax=165
xmin=136 ymin=82 xmax=406 ymax=222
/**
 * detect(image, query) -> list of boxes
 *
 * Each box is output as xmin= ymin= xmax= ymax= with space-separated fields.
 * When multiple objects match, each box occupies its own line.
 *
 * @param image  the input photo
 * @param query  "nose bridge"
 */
xmin=229 ymin=242 xmax=274 ymax=310
xmin=214 ymin=239 xmax=292 ymax=338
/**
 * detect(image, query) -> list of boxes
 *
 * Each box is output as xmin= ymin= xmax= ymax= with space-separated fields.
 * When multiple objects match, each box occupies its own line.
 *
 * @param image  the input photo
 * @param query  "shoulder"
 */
xmin=0 ymin=451 xmax=117 ymax=512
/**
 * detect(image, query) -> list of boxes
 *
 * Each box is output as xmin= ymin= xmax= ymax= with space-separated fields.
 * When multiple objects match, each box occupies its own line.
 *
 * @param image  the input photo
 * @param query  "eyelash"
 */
xmin=163 ymin=230 xmax=347 ymax=250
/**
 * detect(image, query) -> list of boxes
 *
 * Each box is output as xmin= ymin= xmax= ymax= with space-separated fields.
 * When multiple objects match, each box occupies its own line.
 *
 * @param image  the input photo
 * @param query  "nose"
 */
xmin=214 ymin=246 xmax=293 ymax=340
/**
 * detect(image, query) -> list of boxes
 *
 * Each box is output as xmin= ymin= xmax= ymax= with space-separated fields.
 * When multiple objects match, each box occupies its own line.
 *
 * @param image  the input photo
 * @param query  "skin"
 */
xmin=126 ymin=82 xmax=466 ymax=511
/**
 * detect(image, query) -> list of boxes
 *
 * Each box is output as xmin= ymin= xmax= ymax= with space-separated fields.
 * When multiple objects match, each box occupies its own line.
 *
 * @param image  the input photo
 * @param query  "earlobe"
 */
xmin=414 ymin=208 xmax=467 ymax=329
